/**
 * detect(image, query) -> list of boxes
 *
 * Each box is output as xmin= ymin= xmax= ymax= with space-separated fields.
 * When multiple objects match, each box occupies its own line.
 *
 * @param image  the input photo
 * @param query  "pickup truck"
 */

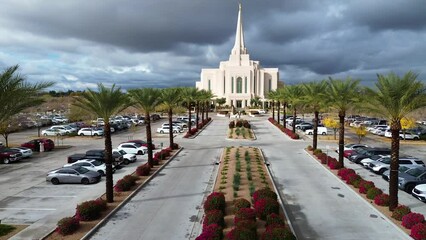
xmin=67 ymin=149 xmax=124 ymax=166
xmin=0 ymin=147 xmax=23 ymax=164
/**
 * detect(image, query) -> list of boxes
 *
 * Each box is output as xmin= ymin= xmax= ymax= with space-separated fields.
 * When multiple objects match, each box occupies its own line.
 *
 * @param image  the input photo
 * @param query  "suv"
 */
xmin=398 ymin=167 xmax=426 ymax=192
xmin=369 ymin=157 xmax=425 ymax=174
xmin=85 ymin=150 xmax=124 ymax=166
xmin=0 ymin=148 xmax=23 ymax=164
xmin=21 ymin=138 xmax=55 ymax=152
xmin=348 ymin=147 xmax=391 ymax=164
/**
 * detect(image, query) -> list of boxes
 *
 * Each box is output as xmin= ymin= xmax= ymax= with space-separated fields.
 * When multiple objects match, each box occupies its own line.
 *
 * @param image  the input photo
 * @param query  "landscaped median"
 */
xmin=196 ymin=146 xmax=295 ymax=240
xmin=42 ymin=144 xmax=182 ymax=240
xmin=227 ymin=120 xmax=255 ymax=140
xmin=184 ymin=117 xmax=212 ymax=138
xmin=306 ymin=146 xmax=426 ymax=240
xmin=268 ymin=118 xmax=299 ymax=139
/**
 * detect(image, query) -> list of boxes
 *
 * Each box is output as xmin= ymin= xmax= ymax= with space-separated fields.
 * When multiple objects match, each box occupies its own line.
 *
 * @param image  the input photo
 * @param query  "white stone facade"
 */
xmin=195 ymin=4 xmax=279 ymax=108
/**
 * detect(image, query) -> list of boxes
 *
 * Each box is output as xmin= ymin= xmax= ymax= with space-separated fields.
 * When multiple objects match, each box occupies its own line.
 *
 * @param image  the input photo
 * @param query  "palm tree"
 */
xmin=181 ymin=87 xmax=198 ymax=131
xmin=0 ymin=65 xmax=53 ymax=124
xmin=326 ymin=77 xmax=362 ymax=167
xmin=203 ymin=90 xmax=215 ymax=120
xmin=73 ymin=83 xmax=129 ymax=203
xmin=128 ymin=88 xmax=161 ymax=167
xmin=282 ymin=85 xmax=304 ymax=133
xmin=302 ymin=81 xmax=328 ymax=150
xmin=267 ymin=90 xmax=279 ymax=121
xmin=160 ymin=88 xmax=182 ymax=149
xmin=365 ymin=71 xmax=426 ymax=210
xmin=277 ymin=88 xmax=289 ymax=128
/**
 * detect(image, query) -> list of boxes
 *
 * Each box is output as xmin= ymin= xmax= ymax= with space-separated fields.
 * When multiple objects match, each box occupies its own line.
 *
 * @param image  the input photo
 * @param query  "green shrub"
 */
xmin=313 ymin=149 xmax=322 ymax=155
xmin=233 ymin=198 xmax=251 ymax=214
xmin=226 ymin=227 xmax=257 ymax=240
xmin=204 ymin=192 xmax=226 ymax=213
xmin=266 ymin=213 xmax=285 ymax=228
xmin=253 ymin=188 xmax=277 ymax=202
xmin=261 ymin=226 xmax=296 ymax=240
xmin=255 ymin=198 xmax=280 ymax=220
xmin=0 ymin=224 xmax=16 ymax=237
xmin=392 ymin=205 xmax=411 ymax=221
xmin=56 ymin=217 xmax=80 ymax=236
xmin=366 ymin=187 xmax=383 ymax=200
xmin=75 ymin=198 xmax=107 ymax=221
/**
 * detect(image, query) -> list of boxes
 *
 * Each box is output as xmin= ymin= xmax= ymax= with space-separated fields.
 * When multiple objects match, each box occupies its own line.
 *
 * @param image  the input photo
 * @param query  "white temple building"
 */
xmin=195 ymin=4 xmax=279 ymax=108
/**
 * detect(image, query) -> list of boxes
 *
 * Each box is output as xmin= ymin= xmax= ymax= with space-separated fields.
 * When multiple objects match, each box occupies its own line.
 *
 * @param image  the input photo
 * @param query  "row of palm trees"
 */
xmin=267 ymin=72 xmax=426 ymax=211
xmin=73 ymin=85 xmax=214 ymax=202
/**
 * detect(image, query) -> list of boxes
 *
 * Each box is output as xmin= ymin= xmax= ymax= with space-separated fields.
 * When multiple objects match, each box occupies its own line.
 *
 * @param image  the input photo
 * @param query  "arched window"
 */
xmin=236 ymin=77 xmax=242 ymax=93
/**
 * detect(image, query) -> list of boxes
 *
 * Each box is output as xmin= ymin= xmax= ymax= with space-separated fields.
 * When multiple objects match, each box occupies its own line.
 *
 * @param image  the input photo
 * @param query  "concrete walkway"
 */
xmin=89 ymin=116 xmax=410 ymax=240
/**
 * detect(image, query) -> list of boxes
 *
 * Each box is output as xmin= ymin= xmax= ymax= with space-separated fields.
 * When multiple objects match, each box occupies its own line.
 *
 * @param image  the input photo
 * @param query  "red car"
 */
xmin=125 ymin=139 xmax=155 ymax=150
xmin=21 ymin=138 xmax=55 ymax=152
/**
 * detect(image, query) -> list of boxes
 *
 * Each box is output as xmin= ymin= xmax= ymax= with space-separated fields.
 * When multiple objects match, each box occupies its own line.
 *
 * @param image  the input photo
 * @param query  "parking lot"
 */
xmin=0 ymin=118 xmax=182 ymax=231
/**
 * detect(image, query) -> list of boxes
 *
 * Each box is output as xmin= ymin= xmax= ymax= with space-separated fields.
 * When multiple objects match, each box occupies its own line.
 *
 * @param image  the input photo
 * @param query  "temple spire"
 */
xmin=231 ymin=3 xmax=247 ymax=56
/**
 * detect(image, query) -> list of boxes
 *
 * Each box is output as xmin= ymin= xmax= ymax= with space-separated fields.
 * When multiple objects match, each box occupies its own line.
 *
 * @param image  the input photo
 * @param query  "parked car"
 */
xmin=398 ymin=167 xmax=426 ymax=192
xmin=113 ymin=149 xmax=137 ymax=165
xmin=151 ymin=114 xmax=161 ymax=121
xmin=400 ymin=132 xmax=420 ymax=140
xmin=412 ymin=184 xmax=426 ymax=202
xmin=295 ymin=122 xmax=313 ymax=131
xmin=85 ymin=149 xmax=124 ymax=166
xmin=369 ymin=157 xmax=424 ymax=174
xmin=46 ymin=166 xmax=101 ymax=185
xmin=360 ymin=155 xmax=389 ymax=168
xmin=49 ymin=125 xmax=75 ymax=134
xmin=125 ymin=139 xmax=155 ymax=150
xmin=9 ymin=147 xmax=33 ymax=158
xmin=21 ymin=138 xmax=55 ymax=152
xmin=382 ymin=165 xmax=419 ymax=181
xmin=162 ymin=123 xmax=184 ymax=129
xmin=117 ymin=143 xmax=147 ymax=155
xmin=348 ymin=147 xmax=391 ymax=164
xmin=64 ymin=159 xmax=109 ymax=176
xmin=78 ymin=128 xmax=104 ymax=136
xmin=42 ymin=129 xmax=65 ymax=136
xmin=157 ymin=125 xmax=183 ymax=134
xmin=306 ymin=127 xmax=327 ymax=135
xmin=0 ymin=147 xmax=23 ymax=164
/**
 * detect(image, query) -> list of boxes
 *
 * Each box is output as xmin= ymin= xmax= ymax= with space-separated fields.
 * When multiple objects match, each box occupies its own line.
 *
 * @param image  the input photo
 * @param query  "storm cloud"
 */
xmin=0 ymin=0 xmax=425 ymax=90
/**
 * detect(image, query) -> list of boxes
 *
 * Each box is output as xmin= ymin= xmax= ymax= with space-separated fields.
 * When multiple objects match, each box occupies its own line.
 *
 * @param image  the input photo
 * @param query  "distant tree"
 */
xmin=0 ymin=119 xmax=20 ymax=147
xmin=180 ymin=87 xmax=198 ymax=132
xmin=323 ymin=117 xmax=339 ymax=139
xmin=250 ymin=96 xmax=261 ymax=108
xmin=160 ymin=88 xmax=182 ymax=148
xmin=216 ymin=98 xmax=226 ymax=108
xmin=355 ymin=126 xmax=367 ymax=143
xmin=401 ymin=117 xmax=416 ymax=139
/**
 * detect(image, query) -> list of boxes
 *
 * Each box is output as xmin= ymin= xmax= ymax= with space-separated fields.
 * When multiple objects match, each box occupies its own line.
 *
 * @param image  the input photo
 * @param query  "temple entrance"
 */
xmin=236 ymin=100 xmax=242 ymax=108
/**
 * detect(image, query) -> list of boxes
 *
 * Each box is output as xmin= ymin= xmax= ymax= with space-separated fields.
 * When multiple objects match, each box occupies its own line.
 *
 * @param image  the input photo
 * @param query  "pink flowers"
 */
xmin=373 ymin=193 xmax=390 ymax=206
xmin=402 ymin=213 xmax=425 ymax=229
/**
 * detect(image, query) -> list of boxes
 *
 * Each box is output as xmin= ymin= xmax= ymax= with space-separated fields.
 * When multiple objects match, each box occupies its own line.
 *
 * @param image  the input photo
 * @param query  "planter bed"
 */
xmin=196 ymin=146 xmax=295 ymax=239
xmin=227 ymin=120 xmax=254 ymax=140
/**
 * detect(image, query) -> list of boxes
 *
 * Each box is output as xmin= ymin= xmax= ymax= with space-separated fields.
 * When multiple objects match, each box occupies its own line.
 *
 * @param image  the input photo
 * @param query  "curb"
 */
xmin=41 ymin=147 xmax=184 ymax=240
xmin=186 ymin=119 xmax=213 ymax=139
xmin=303 ymin=149 xmax=411 ymax=239
xmin=261 ymin=149 xmax=298 ymax=239
xmin=267 ymin=120 xmax=304 ymax=141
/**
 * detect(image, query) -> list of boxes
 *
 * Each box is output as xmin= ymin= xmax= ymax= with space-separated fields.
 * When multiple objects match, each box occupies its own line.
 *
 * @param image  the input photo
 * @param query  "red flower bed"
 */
xmin=136 ymin=163 xmax=151 ymax=176
xmin=204 ymin=192 xmax=226 ymax=213
xmin=114 ymin=175 xmax=138 ymax=192
xmin=316 ymin=153 xmax=328 ymax=164
xmin=196 ymin=223 xmax=222 ymax=240
xmin=402 ymin=213 xmax=425 ymax=229
xmin=266 ymin=213 xmax=285 ymax=228
xmin=203 ymin=210 xmax=225 ymax=228
xmin=338 ymin=168 xmax=356 ymax=180
xmin=392 ymin=205 xmax=411 ymax=221
xmin=56 ymin=217 xmax=80 ymax=236
xmin=327 ymin=158 xmax=342 ymax=169
xmin=75 ymin=198 xmax=107 ymax=221
xmin=229 ymin=121 xmax=235 ymax=129
xmin=346 ymin=173 xmax=361 ymax=185
xmin=235 ymin=220 xmax=257 ymax=232
xmin=234 ymin=208 xmax=256 ymax=224
xmin=374 ymin=193 xmax=390 ymax=206
xmin=366 ymin=187 xmax=383 ymax=200
xmin=154 ymin=148 xmax=171 ymax=160
xmin=226 ymin=227 xmax=257 ymax=240
xmin=261 ymin=225 xmax=296 ymax=240
xmin=268 ymin=118 xmax=299 ymax=139
xmin=254 ymin=198 xmax=279 ymax=220
xmin=359 ymin=180 xmax=375 ymax=194
xmin=410 ymin=223 xmax=426 ymax=240
xmin=253 ymin=188 xmax=278 ymax=203
xmin=233 ymin=198 xmax=251 ymax=214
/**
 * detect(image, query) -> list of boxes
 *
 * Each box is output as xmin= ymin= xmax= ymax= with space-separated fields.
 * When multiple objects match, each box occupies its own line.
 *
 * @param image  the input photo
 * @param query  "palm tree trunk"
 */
xmin=201 ymin=103 xmax=205 ymax=123
xmin=283 ymin=103 xmax=287 ymax=128
xmin=313 ymin=110 xmax=319 ymax=150
xmin=196 ymin=102 xmax=200 ymax=129
xmin=338 ymin=112 xmax=345 ymax=167
xmin=389 ymin=124 xmax=401 ymax=211
xmin=168 ymin=108 xmax=173 ymax=149
xmin=206 ymin=102 xmax=209 ymax=119
xmin=187 ymin=105 xmax=192 ymax=132
xmin=272 ymin=101 xmax=275 ymax=121
xmin=277 ymin=101 xmax=281 ymax=126
xmin=145 ymin=112 xmax=154 ymax=167
xmin=104 ymin=121 xmax=114 ymax=202
xmin=292 ymin=107 xmax=297 ymax=133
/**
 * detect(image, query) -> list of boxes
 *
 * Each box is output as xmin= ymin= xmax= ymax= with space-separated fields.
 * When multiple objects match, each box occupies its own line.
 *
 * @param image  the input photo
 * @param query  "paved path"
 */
xmin=90 ymin=116 xmax=411 ymax=240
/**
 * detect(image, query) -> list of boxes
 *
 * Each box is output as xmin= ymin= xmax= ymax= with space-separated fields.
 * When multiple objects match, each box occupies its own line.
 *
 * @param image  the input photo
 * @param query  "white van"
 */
xmin=305 ymin=127 xmax=328 ymax=135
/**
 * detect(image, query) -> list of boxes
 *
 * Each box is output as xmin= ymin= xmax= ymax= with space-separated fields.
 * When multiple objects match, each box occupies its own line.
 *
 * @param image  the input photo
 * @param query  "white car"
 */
xmin=156 ymin=125 xmax=183 ymax=134
xmin=360 ymin=155 xmax=389 ymax=168
xmin=64 ymin=159 xmax=107 ymax=176
xmin=400 ymin=132 xmax=420 ymax=140
xmin=412 ymin=184 xmax=426 ymax=202
xmin=49 ymin=125 xmax=75 ymax=134
xmin=78 ymin=128 xmax=104 ymax=136
xmin=117 ymin=143 xmax=147 ymax=155
xmin=113 ymin=149 xmax=137 ymax=165
xmin=42 ymin=129 xmax=65 ymax=136
xmin=10 ymin=147 xmax=33 ymax=158
xmin=305 ymin=127 xmax=327 ymax=135
xmin=162 ymin=122 xmax=184 ymax=129
xmin=258 ymin=109 xmax=267 ymax=114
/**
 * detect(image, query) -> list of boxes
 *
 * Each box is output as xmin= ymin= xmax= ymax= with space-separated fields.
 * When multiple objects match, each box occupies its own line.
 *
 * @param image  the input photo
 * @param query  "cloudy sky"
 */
xmin=0 ymin=0 xmax=425 ymax=91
